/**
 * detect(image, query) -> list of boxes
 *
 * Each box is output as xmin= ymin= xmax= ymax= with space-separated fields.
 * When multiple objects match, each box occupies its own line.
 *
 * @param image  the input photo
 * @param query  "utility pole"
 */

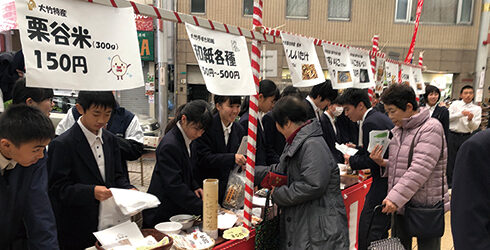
xmin=474 ymin=0 xmax=490 ymax=103
xmin=155 ymin=0 xmax=168 ymax=129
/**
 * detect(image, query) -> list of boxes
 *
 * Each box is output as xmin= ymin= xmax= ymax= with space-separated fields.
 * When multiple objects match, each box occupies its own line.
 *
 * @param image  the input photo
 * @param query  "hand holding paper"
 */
xmin=367 ymin=130 xmax=390 ymax=156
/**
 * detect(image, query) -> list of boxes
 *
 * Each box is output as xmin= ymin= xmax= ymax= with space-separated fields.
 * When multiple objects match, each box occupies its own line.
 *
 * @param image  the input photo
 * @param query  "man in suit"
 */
xmin=304 ymin=80 xmax=338 ymax=120
xmin=423 ymin=85 xmax=449 ymax=142
xmin=339 ymin=88 xmax=394 ymax=250
xmin=451 ymin=129 xmax=490 ymax=250
xmin=0 ymin=105 xmax=58 ymax=250
xmin=48 ymin=91 xmax=134 ymax=250
xmin=193 ymin=95 xmax=246 ymax=204
xmin=319 ymin=100 xmax=345 ymax=163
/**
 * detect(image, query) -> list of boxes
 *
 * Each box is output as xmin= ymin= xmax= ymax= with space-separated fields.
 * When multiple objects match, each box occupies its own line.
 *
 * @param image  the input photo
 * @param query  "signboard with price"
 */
xmin=349 ymin=48 xmax=375 ymax=89
xmin=185 ymin=23 xmax=256 ymax=96
xmin=322 ymin=43 xmax=354 ymax=89
xmin=15 ymin=0 xmax=143 ymax=90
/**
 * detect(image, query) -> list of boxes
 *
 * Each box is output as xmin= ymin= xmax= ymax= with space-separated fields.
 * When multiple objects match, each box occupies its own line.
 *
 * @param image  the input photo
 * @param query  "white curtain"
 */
xmin=328 ymin=0 xmax=350 ymax=19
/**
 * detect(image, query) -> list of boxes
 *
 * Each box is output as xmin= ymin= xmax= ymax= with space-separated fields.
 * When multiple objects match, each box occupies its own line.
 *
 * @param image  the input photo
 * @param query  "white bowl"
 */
xmin=155 ymin=222 xmax=182 ymax=234
xmin=170 ymin=214 xmax=195 ymax=230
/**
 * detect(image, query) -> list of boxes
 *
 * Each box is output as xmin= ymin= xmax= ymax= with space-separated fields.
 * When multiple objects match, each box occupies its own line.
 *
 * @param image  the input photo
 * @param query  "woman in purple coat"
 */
xmin=370 ymin=84 xmax=449 ymax=250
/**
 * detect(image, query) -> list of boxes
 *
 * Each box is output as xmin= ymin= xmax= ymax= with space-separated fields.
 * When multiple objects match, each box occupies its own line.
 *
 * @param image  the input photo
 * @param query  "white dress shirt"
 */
xmin=358 ymin=108 xmax=373 ymax=147
xmin=177 ymin=121 xmax=192 ymax=156
xmin=428 ymin=105 xmax=437 ymax=117
xmin=221 ymin=121 xmax=233 ymax=146
xmin=0 ymin=152 xmax=16 ymax=176
xmin=324 ymin=111 xmax=337 ymax=135
xmin=306 ymin=96 xmax=322 ymax=120
xmin=77 ymin=119 xmax=105 ymax=182
xmin=448 ymin=100 xmax=482 ymax=133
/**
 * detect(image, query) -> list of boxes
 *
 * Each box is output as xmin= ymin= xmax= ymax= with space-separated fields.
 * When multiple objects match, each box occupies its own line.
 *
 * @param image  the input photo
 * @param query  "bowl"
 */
xmin=170 ymin=214 xmax=195 ymax=230
xmin=155 ymin=222 xmax=183 ymax=235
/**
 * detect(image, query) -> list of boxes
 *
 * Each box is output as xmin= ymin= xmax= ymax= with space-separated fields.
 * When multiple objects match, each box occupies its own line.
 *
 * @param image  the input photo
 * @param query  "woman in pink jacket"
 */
xmin=370 ymin=84 xmax=449 ymax=250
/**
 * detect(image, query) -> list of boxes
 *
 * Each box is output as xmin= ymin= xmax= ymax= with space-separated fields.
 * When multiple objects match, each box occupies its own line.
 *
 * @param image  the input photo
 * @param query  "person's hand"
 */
xmin=467 ymin=112 xmax=474 ymax=121
xmin=462 ymin=110 xmax=471 ymax=116
xmin=346 ymin=143 xmax=356 ymax=148
xmin=130 ymin=188 xmax=138 ymax=191
xmin=194 ymin=188 xmax=204 ymax=199
xmin=94 ymin=186 xmax=112 ymax=201
xmin=382 ymin=199 xmax=398 ymax=214
xmin=370 ymin=144 xmax=385 ymax=167
xmin=235 ymin=154 xmax=246 ymax=166
xmin=344 ymin=154 xmax=350 ymax=165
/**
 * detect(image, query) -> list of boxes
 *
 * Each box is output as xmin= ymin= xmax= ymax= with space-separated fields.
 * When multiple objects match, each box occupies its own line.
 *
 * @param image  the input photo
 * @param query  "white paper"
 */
xmin=367 ymin=130 xmax=390 ymax=156
xmin=385 ymin=61 xmax=399 ymax=85
xmin=252 ymin=196 xmax=272 ymax=207
xmin=401 ymin=64 xmax=417 ymax=94
xmin=281 ymin=33 xmax=325 ymax=87
xmin=93 ymin=221 xmax=144 ymax=247
xmin=412 ymin=67 xmax=425 ymax=95
xmin=335 ymin=142 xmax=359 ymax=156
xmin=185 ymin=23 xmax=256 ymax=96
xmin=110 ymin=188 xmax=160 ymax=216
xmin=98 ymin=197 xmax=131 ymax=231
xmin=236 ymin=136 xmax=247 ymax=155
xmin=475 ymin=88 xmax=483 ymax=102
xmin=322 ymin=43 xmax=354 ymax=89
xmin=375 ymin=58 xmax=386 ymax=93
xmin=15 ymin=0 xmax=143 ymax=90
xmin=349 ymin=48 xmax=375 ymax=89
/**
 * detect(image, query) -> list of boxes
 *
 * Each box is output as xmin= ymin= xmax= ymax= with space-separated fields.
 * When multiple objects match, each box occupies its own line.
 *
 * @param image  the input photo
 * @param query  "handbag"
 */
xmin=255 ymin=190 xmax=280 ymax=250
xmin=403 ymin=126 xmax=445 ymax=238
xmin=367 ymin=205 xmax=405 ymax=250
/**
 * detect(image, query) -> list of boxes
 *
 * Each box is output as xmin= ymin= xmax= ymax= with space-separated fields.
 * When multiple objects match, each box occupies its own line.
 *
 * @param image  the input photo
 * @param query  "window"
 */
xmin=395 ymin=0 xmax=473 ymax=24
xmin=244 ymin=0 xmax=253 ymax=16
xmin=328 ymin=0 xmax=350 ymax=20
xmin=286 ymin=0 xmax=308 ymax=18
xmin=191 ymin=0 xmax=205 ymax=14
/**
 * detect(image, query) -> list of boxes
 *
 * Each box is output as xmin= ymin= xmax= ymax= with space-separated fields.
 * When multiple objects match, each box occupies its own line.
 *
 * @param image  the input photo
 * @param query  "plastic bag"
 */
xmin=223 ymin=166 xmax=246 ymax=209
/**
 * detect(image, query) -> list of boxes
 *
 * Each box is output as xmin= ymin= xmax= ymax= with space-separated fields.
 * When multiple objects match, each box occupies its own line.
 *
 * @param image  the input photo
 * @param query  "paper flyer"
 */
xmin=367 ymin=130 xmax=390 ymax=156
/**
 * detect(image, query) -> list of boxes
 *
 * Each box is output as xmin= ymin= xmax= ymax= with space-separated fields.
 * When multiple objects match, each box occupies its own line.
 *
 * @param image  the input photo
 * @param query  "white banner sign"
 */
xmin=185 ymin=23 xmax=255 ymax=95
xmin=385 ymin=61 xmax=399 ymax=85
xmin=15 ymin=0 xmax=143 ymax=90
xmin=375 ymin=58 xmax=386 ymax=93
xmin=349 ymin=48 xmax=375 ymax=89
xmin=322 ymin=43 xmax=354 ymax=89
xmin=281 ymin=33 xmax=325 ymax=87
xmin=401 ymin=64 xmax=417 ymax=94
xmin=412 ymin=67 xmax=425 ymax=95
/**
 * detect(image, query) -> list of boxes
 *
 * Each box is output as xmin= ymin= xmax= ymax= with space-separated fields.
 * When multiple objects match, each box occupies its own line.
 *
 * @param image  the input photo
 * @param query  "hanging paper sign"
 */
xmin=349 ymin=48 xmax=375 ymax=89
xmin=412 ymin=67 xmax=425 ymax=95
xmin=185 ymin=23 xmax=255 ymax=95
xmin=1 ymin=0 xmax=17 ymax=32
xmin=375 ymin=57 xmax=386 ymax=93
xmin=281 ymin=33 xmax=325 ymax=87
xmin=400 ymin=64 xmax=417 ymax=93
xmin=15 ymin=0 xmax=143 ymax=90
xmin=385 ymin=61 xmax=399 ymax=85
xmin=322 ymin=43 xmax=354 ymax=89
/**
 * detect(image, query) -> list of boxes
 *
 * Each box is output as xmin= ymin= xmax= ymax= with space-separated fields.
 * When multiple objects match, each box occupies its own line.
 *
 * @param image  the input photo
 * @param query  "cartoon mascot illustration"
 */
xmin=107 ymin=55 xmax=131 ymax=80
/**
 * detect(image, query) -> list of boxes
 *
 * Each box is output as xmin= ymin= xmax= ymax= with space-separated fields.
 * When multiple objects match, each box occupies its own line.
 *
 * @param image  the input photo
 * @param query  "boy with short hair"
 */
xmin=0 ymin=105 xmax=58 ymax=249
xmin=48 ymin=91 xmax=134 ymax=249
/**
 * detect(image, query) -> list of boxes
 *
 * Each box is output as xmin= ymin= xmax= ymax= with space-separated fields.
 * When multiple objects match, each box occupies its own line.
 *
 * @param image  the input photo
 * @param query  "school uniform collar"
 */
xmin=177 ymin=121 xmax=192 ymax=155
xmin=221 ymin=120 xmax=233 ymax=133
xmin=306 ymin=96 xmax=320 ymax=113
xmin=0 ymin=151 xmax=17 ymax=175
xmin=360 ymin=107 xmax=373 ymax=123
xmin=77 ymin=118 xmax=104 ymax=146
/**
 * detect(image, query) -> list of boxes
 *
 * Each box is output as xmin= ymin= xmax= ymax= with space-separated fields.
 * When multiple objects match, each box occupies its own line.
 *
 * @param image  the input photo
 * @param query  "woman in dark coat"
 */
xmin=143 ymin=100 xmax=212 ymax=227
xmin=257 ymin=96 xmax=349 ymax=250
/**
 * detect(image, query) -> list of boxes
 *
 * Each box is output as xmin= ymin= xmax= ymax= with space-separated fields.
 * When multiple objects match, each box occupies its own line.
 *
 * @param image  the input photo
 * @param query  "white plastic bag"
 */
xmin=222 ymin=166 xmax=246 ymax=209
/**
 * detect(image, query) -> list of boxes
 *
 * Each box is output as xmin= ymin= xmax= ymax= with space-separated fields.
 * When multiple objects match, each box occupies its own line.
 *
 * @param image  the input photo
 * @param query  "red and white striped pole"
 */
xmin=243 ymin=0 xmax=263 ymax=229
xmin=369 ymin=35 xmax=379 ymax=101
xmin=418 ymin=50 xmax=424 ymax=67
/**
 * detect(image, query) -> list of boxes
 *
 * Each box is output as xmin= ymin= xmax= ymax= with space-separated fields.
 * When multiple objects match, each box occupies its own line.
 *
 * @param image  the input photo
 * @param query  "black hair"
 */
xmin=281 ymin=85 xmax=303 ymax=99
xmin=337 ymin=88 xmax=372 ymax=109
xmin=77 ymin=91 xmax=116 ymax=111
xmin=272 ymin=96 xmax=308 ymax=127
xmin=214 ymin=95 xmax=242 ymax=105
xmin=460 ymin=85 xmax=474 ymax=94
xmin=165 ymin=100 xmax=213 ymax=135
xmin=0 ymin=105 xmax=55 ymax=147
xmin=423 ymin=85 xmax=441 ymax=103
xmin=308 ymin=80 xmax=338 ymax=102
xmin=12 ymin=78 xmax=54 ymax=105
xmin=239 ymin=80 xmax=280 ymax=116
xmin=380 ymin=84 xmax=419 ymax=111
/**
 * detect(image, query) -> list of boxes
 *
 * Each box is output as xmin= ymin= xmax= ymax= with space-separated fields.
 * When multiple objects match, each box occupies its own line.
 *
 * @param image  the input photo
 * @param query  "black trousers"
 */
xmin=447 ymin=131 xmax=471 ymax=187
xmin=394 ymin=214 xmax=441 ymax=250
xmin=357 ymin=200 xmax=390 ymax=250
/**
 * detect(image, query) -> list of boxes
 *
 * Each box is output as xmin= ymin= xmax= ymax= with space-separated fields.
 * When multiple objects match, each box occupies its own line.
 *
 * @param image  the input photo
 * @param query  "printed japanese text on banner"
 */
xmin=412 ymin=67 xmax=425 ymax=95
xmin=15 ymin=0 xmax=144 ymax=90
xmin=185 ymin=23 xmax=255 ymax=96
xmin=281 ymin=33 xmax=325 ymax=87
xmin=375 ymin=57 xmax=386 ymax=93
xmin=349 ymin=48 xmax=375 ymax=89
xmin=322 ymin=43 xmax=354 ymax=89
xmin=385 ymin=61 xmax=399 ymax=86
xmin=401 ymin=64 xmax=417 ymax=93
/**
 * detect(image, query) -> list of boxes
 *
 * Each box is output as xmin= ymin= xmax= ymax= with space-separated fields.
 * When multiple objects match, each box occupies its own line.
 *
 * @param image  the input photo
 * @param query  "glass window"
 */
xmin=191 ymin=0 xmax=205 ymax=14
xmin=459 ymin=0 xmax=473 ymax=23
xmin=286 ymin=0 xmax=308 ymax=18
xmin=244 ymin=0 xmax=253 ymax=16
xmin=328 ymin=0 xmax=350 ymax=20
xmin=395 ymin=0 xmax=409 ymax=21
xmin=396 ymin=0 xmax=473 ymax=24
